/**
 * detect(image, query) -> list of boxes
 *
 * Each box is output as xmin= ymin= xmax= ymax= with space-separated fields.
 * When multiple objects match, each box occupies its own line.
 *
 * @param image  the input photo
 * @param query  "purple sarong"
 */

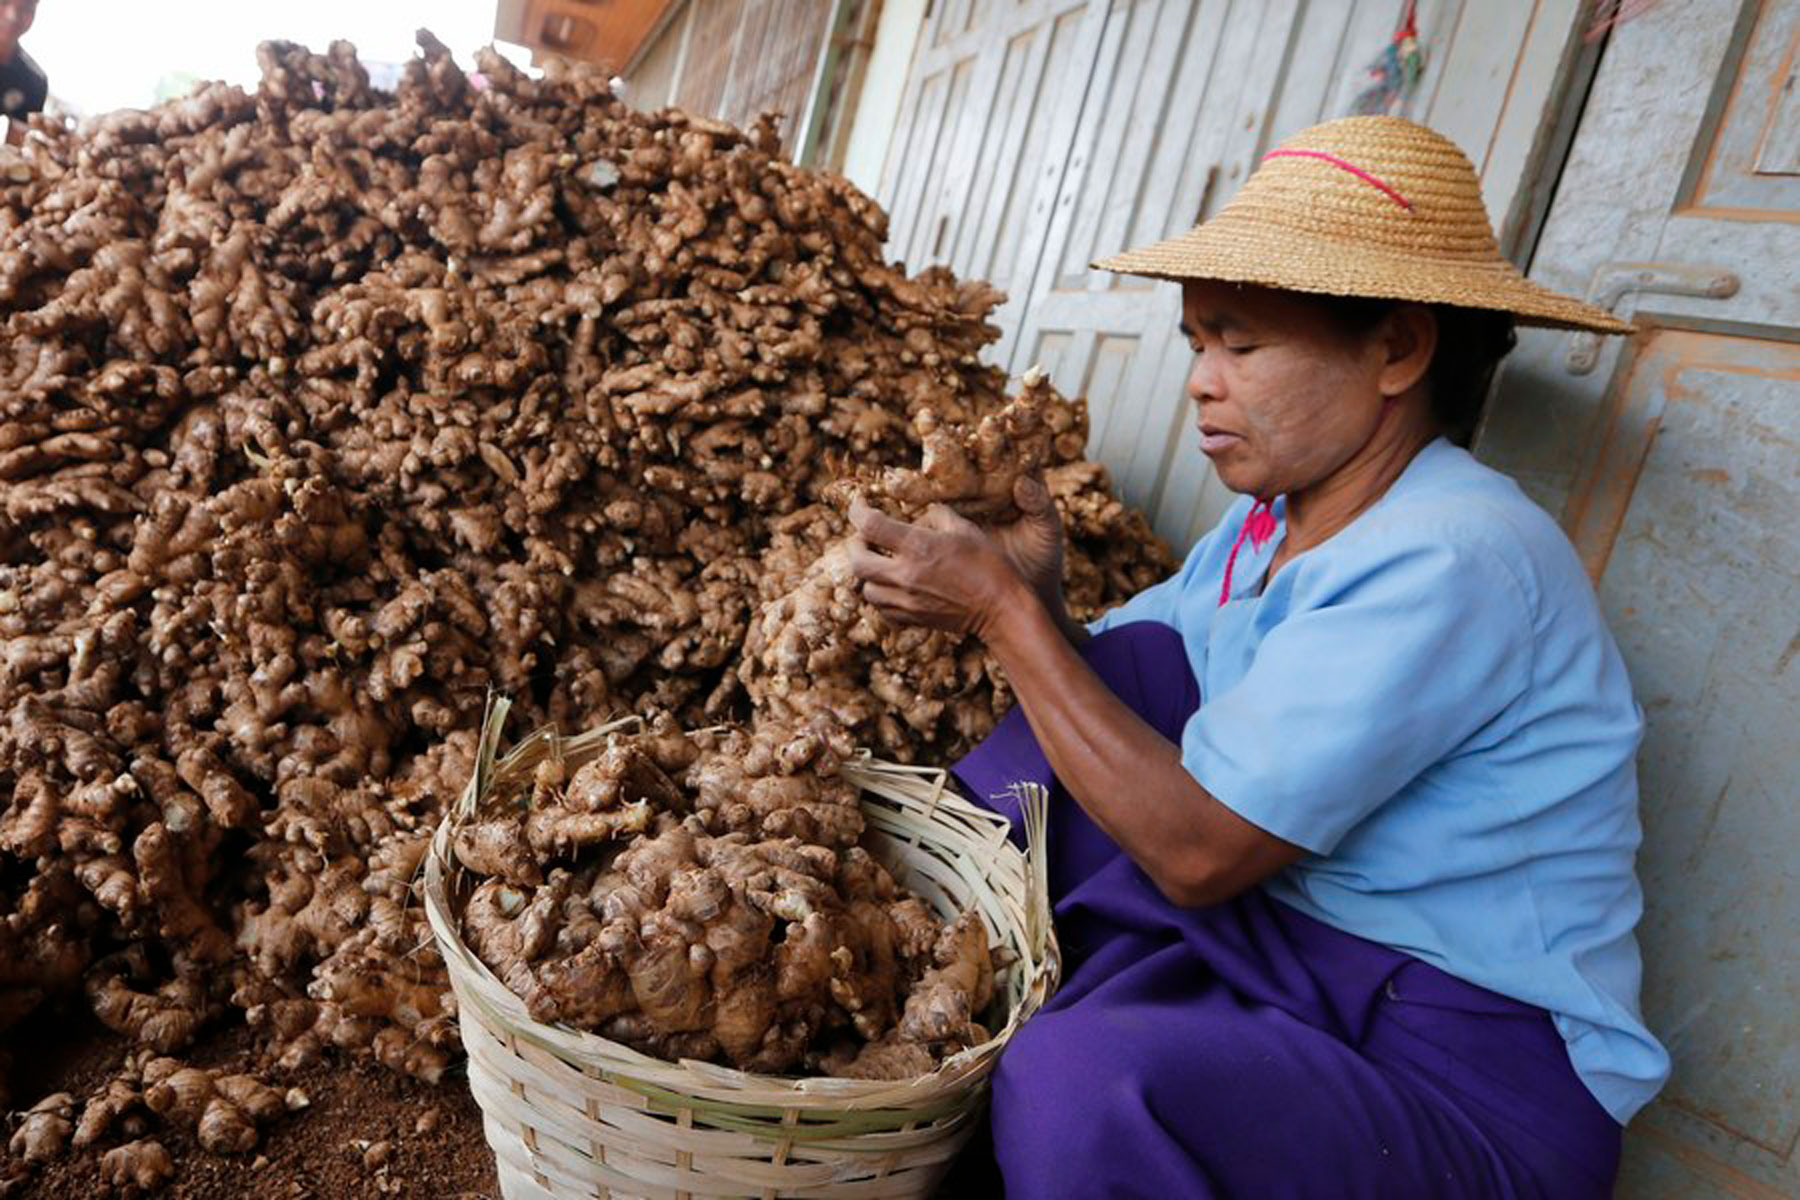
xmin=950 ymin=622 xmax=1620 ymax=1198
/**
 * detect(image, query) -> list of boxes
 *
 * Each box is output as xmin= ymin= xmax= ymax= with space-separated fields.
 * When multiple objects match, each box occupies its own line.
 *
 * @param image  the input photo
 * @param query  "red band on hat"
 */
xmin=1262 ymin=149 xmax=1413 ymax=211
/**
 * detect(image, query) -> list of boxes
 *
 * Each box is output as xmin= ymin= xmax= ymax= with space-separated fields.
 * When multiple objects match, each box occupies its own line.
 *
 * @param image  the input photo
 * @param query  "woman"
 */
xmin=849 ymin=117 xmax=1667 ymax=1197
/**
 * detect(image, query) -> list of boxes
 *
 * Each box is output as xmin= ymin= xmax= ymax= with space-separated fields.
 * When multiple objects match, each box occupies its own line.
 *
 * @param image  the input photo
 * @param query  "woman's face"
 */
xmin=1180 ymin=280 xmax=1404 ymax=500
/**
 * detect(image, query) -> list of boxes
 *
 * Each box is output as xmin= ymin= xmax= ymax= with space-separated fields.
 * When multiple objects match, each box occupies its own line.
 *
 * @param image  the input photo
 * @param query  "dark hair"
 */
xmin=1308 ymin=296 xmax=1518 ymax=446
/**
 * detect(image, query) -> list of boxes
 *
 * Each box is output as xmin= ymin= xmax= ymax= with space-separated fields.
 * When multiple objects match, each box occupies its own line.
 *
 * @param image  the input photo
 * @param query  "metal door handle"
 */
xmin=1564 ymin=262 xmax=1739 ymax=374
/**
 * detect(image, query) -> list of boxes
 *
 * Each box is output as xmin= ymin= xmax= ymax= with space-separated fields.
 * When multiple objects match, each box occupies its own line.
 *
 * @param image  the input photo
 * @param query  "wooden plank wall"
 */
xmin=626 ymin=0 xmax=835 ymax=155
xmin=875 ymin=0 xmax=1106 ymax=360
xmin=627 ymin=4 xmax=690 ymax=110
xmin=715 ymin=0 xmax=834 ymax=145
xmin=672 ymin=2 xmax=739 ymax=118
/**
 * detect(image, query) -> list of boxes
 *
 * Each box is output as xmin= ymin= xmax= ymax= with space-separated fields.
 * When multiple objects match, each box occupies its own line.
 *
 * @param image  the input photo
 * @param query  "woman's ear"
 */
xmin=1377 ymin=305 xmax=1437 ymax=398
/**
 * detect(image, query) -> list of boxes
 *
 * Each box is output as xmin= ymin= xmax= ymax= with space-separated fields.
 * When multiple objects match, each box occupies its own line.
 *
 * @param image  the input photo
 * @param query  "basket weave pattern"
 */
xmin=423 ymin=711 xmax=1056 ymax=1199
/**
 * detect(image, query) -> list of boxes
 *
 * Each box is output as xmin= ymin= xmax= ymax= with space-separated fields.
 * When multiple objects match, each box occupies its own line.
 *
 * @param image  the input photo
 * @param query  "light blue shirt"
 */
xmin=1094 ymin=438 xmax=1669 ymax=1123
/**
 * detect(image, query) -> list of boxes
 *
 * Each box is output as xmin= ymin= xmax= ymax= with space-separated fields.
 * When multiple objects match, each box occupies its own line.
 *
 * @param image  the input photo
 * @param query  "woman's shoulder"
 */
xmin=1321 ymin=441 xmax=1588 ymax=612
xmin=1372 ymin=440 xmax=1563 ymax=540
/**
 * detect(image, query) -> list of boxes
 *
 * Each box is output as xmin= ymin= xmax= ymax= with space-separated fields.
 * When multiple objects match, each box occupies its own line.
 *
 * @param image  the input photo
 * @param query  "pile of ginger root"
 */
xmin=455 ymin=716 xmax=995 ymax=1078
xmin=0 ymin=29 xmax=1171 ymax=1191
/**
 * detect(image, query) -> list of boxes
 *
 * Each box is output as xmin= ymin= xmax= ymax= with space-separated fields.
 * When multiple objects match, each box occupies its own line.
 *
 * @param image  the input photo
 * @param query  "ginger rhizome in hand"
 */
xmin=877 ymin=367 xmax=1071 ymax=521
xmin=455 ymin=721 xmax=996 ymax=1077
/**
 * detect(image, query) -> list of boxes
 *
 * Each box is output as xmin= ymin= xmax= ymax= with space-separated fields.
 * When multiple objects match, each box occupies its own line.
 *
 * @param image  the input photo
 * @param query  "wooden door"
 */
xmin=875 ymin=0 xmax=1111 ymax=365
xmin=1477 ymin=1 xmax=1800 ymax=1194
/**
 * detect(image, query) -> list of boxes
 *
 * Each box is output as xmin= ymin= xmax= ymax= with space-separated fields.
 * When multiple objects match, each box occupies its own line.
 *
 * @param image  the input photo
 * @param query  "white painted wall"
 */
xmin=840 ymin=0 xmax=927 ymax=195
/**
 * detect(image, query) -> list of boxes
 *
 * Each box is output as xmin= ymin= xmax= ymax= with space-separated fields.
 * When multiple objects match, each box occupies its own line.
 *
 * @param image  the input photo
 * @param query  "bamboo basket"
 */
xmin=422 ymin=700 xmax=1059 ymax=1200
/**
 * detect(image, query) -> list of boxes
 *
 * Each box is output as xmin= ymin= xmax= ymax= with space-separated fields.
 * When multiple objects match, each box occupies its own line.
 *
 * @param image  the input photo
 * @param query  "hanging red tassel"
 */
xmin=1351 ymin=0 xmax=1424 ymax=116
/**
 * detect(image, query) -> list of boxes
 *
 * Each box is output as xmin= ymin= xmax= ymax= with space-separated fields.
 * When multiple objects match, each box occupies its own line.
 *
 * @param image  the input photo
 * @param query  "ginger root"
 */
xmin=877 ymin=367 xmax=1062 ymax=521
xmin=899 ymin=910 xmax=997 ymax=1045
xmin=101 ymin=1138 xmax=174 ymax=1192
xmin=0 ymin=25 xmax=1170 ymax=1152
xmin=457 ymin=723 xmax=998 ymax=1077
xmin=739 ymin=381 xmax=1105 ymax=761
xmin=141 ymin=1059 xmax=283 ymax=1154
xmin=86 ymin=949 xmax=215 ymax=1054
xmin=7 ymin=1092 xmax=73 ymax=1163
xmin=74 ymin=1072 xmax=149 ymax=1150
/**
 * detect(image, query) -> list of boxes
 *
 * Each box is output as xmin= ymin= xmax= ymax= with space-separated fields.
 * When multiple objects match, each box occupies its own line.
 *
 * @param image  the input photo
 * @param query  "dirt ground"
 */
xmin=5 ymin=1014 xmax=1008 ymax=1198
xmin=4 ymin=1015 xmax=498 ymax=1199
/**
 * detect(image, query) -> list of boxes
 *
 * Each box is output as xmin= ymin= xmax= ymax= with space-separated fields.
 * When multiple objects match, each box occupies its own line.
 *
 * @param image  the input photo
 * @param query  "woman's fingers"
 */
xmin=846 ymin=538 xmax=902 ymax=584
xmin=1015 ymin=476 xmax=1065 ymax=544
xmin=1013 ymin=473 xmax=1053 ymax=516
xmin=918 ymin=502 xmax=977 ymax=535
xmin=861 ymin=581 xmax=920 ymax=619
xmin=848 ymin=497 xmax=915 ymax=552
xmin=846 ymin=496 xmax=1009 ymax=637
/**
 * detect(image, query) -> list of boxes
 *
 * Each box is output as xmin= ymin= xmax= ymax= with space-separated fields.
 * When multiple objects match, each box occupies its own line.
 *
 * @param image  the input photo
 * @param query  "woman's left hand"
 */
xmin=847 ymin=497 xmax=1029 ymax=639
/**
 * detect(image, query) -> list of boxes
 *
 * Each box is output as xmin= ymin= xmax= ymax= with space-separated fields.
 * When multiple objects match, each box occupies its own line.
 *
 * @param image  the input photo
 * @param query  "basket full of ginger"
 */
xmin=423 ymin=698 xmax=1056 ymax=1199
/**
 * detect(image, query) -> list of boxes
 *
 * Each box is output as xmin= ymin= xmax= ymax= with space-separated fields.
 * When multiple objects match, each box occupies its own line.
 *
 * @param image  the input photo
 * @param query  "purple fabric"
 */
xmin=950 ymin=622 xmax=1620 ymax=1199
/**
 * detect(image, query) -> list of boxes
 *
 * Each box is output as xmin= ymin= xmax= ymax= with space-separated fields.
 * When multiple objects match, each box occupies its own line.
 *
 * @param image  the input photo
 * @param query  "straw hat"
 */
xmin=1094 ymin=115 xmax=1631 ymax=334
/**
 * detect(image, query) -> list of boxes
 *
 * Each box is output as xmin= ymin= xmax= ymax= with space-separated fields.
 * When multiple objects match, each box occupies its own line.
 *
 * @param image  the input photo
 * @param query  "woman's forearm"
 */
xmin=839 ymin=493 xmax=1298 ymax=900
xmin=1049 ymin=600 xmax=1091 ymax=648
xmin=983 ymin=578 xmax=1300 ymax=905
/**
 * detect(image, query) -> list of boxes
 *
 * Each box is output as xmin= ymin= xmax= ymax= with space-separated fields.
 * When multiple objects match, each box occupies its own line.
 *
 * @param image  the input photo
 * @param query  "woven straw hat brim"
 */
xmin=1092 ymin=115 xmax=1632 ymax=335
xmin=1094 ymin=219 xmax=1631 ymax=334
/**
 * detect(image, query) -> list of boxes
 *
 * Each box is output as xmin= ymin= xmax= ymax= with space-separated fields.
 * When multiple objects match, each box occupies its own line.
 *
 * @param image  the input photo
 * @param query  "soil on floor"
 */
xmin=4 ymin=1014 xmax=498 ymax=1199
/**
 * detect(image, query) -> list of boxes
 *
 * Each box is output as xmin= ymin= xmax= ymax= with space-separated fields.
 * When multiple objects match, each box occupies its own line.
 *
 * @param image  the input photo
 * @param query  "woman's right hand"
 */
xmin=991 ymin=475 xmax=1069 ymax=618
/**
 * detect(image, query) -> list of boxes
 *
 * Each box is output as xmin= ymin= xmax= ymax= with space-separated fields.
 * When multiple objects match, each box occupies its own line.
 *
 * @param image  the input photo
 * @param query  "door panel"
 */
xmin=1574 ymin=332 xmax=1799 ymax=1177
xmin=1597 ymin=337 xmax=1800 ymax=1199
xmin=1478 ymin=1 xmax=1799 ymax=1194
xmin=1683 ymin=0 xmax=1800 ymax=216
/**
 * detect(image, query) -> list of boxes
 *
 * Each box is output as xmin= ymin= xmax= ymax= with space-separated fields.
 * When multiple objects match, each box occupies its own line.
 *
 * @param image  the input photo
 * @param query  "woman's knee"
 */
xmin=988 ymin=1013 xmax=1168 ymax=1195
xmin=990 ymin=1014 xmax=1103 ymax=1145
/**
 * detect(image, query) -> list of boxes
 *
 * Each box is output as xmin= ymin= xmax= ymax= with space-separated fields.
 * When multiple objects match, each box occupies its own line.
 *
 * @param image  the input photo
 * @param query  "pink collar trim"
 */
xmin=1219 ymin=498 xmax=1280 ymax=606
